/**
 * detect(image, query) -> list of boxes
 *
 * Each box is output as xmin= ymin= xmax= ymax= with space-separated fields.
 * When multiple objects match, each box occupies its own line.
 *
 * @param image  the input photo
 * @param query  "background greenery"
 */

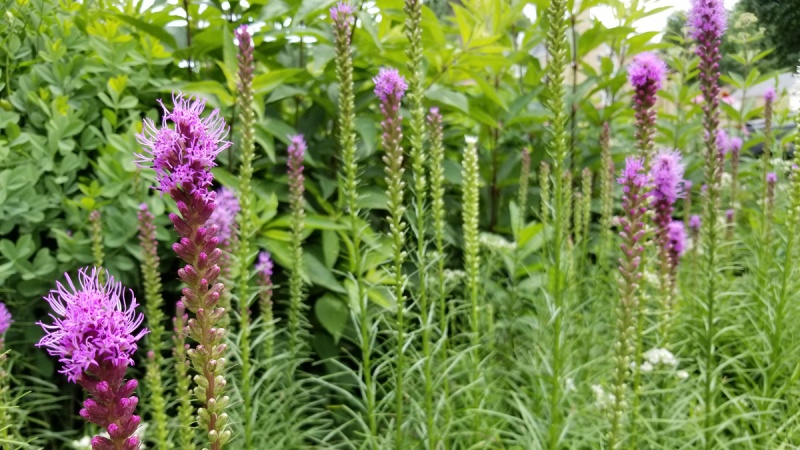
xmin=0 ymin=0 xmax=794 ymax=446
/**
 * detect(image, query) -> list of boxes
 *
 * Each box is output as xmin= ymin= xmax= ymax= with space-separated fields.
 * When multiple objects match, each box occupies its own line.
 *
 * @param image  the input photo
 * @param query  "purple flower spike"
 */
xmin=729 ymin=136 xmax=743 ymax=155
xmin=688 ymin=0 xmax=727 ymax=40
xmin=235 ymin=24 xmax=251 ymax=46
xmin=135 ymin=93 xmax=232 ymax=197
xmin=288 ymin=135 xmax=307 ymax=193
xmin=373 ymin=68 xmax=408 ymax=104
xmin=765 ymin=87 xmax=776 ymax=103
xmin=651 ymin=150 xmax=685 ymax=208
xmin=716 ymin=130 xmax=730 ymax=156
xmin=618 ymin=157 xmax=647 ymax=190
xmin=726 ymin=209 xmax=735 ymax=221
xmin=628 ymin=52 xmax=667 ymax=92
xmin=256 ymin=251 xmax=274 ymax=281
xmin=0 ymin=302 xmax=11 ymax=336
xmin=37 ymin=267 xmax=146 ymax=449
xmin=690 ymin=214 xmax=702 ymax=232
xmin=330 ymin=2 xmax=354 ymax=22
xmin=37 ymin=268 xmax=147 ymax=383
xmin=208 ymin=186 xmax=240 ymax=246
xmin=767 ymin=172 xmax=777 ymax=184
xmin=667 ymin=221 xmax=687 ymax=257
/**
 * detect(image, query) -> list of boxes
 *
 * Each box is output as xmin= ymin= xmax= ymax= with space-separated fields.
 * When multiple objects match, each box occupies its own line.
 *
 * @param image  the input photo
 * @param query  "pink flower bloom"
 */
xmin=729 ymin=136 xmax=743 ymax=155
xmin=765 ymin=87 xmax=776 ymax=103
xmin=690 ymin=214 xmax=702 ymax=232
xmin=688 ymin=0 xmax=727 ymax=41
xmin=37 ymin=268 xmax=147 ymax=383
xmin=208 ymin=187 xmax=240 ymax=245
xmin=373 ymin=68 xmax=408 ymax=104
xmin=627 ymin=52 xmax=667 ymax=91
xmin=767 ymin=172 xmax=777 ymax=184
xmin=330 ymin=2 xmax=354 ymax=22
xmin=651 ymin=150 xmax=685 ymax=207
xmin=0 ymin=302 xmax=11 ymax=336
xmin=256 ymin=251 xmax=274 ymax=280
xmin=135 ymin=94 xmax=231 ymax=198
xmin=667 ymin=221 xmax=687 ymax=257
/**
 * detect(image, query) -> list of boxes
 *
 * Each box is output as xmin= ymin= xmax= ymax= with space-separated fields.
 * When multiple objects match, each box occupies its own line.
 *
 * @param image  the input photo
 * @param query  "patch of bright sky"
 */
xmin=524 ymin=0 xmax=739 ymax=42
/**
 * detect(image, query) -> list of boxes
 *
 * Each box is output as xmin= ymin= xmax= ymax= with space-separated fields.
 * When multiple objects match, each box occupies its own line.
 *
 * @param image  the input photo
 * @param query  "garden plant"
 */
xmin=1 ymin=0 xmax=800 ymax=449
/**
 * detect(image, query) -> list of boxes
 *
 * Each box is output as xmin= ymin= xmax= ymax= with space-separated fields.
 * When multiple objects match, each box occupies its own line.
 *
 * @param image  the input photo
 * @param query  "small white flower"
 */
xmin=565 ymin=377 xmax=576 ymax=393
xmin=643 ymin=347 xmax=678 ymax=367
xmin=479 ymin=232 xmax=516 ymax=251
xmin=720 ymin=172 xmax=732 ymax=188
xmin=677 ymin=370 xmax=689 ymax=380
xmin=640 ymin=361 xmax=654 ymax=373
xmin=592 ymin=384 xmax=615 ymax=408
xmin=465 ymin=135 xmax=478 ymax=145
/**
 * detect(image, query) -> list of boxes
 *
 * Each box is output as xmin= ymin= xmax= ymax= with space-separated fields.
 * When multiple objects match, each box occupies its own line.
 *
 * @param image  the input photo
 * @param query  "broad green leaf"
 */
xmin=314 ymin=293 xmax=348 ymax=343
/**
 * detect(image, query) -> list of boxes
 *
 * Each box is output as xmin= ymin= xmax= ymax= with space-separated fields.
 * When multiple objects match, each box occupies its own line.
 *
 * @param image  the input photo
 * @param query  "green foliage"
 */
xmin=3 ymin=0 xmax=800 ymax=448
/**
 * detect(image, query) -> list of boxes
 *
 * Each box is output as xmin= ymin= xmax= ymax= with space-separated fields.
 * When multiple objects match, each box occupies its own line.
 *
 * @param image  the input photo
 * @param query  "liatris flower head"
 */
xmin=716 ymin=130 xmax=730 ymax=156
xmin=651 ymin=150 xmax=685 ymax=206
xmin=684 ymin=180 xmax=693 ymax=192
xmin=373 ymin=68 xmax=408 ymax=104
xmin=427 ymin=106 xmax=441 ymax=122
xmin=725 ymin=209 xmax=734 ymax=222
xmin=207 ymin=186 xmax=240 ymax=245
xmin=37 ymin=268 xmax=147 ymax=383
xmin=618 ymin=157 xmax=648 ymax=191
xmin=135 ymin=93 xmax=231 ymax=198
xmin=765 ymin=87 xmax=776 ymax=103
xmin=690 ymin=214 xmax=702 ymax=232
xmin=667 ymin=221 xmax=687 ymax=257
xmin=767 ymin=172 xmax=777 ymax=184
xmin=330 ymin=2 xmax=354 ymax=23
xmin=287 ymin=134 xmax=307 ymax=189
xmin=0 ymin=302 xmax=11 ymax=336
xmin=628 ymin=52 xmax=667 ymax=92
xmin=729 ymin=136 xmax=743 ymax=155
xmin=256 ymin=251 xmax=274 ymax=283
xmin=688 ymin=0 xmax=727 ymax=40
xmin=235 ymin=24 xmax=251 ymax=47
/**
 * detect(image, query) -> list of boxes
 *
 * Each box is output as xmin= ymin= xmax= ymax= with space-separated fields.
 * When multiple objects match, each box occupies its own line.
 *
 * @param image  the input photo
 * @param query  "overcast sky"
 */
xmin=593 ymin=0 xmax=740 ymax=40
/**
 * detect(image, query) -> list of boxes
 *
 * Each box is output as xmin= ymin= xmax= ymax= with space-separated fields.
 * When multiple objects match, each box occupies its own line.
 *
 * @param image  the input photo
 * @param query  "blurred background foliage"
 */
xmin=0 ymin=0 xmax=790 ymax=444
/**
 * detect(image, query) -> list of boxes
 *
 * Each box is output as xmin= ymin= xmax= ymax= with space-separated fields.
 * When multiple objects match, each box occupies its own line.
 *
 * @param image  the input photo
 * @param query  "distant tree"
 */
xmin=737 ymin=0 xmax=800 ymax=70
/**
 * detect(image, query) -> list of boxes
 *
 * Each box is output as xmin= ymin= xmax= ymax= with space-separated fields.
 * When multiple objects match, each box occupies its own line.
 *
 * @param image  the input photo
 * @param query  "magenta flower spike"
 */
xmin=765 ymin=87 xmax=776 ymax=103
xmin=628 ymin=52 xmax=667 ymax=167
xmin=690 ymin=214 xmax=702 ymax=233
xmin=288 ymin=135 xmax=307 ymax=195
xmin=136 ymin=93 xmax=232 ymax=448
xmin=618 ymin=157 xmax=649 ymax=271
xmin=330 ymin=2 xmax=355 ymax=28
xmin=0 ymin=302 xmax=11 ymax=348
xmin=256 ymin=251 xmax=274 ymax=286
xmin=651 ymin=150 xmax=685 ymax=233
xmin=37 ymin=268 xmax=147 ymax=450
xmin=667 ymin=221 xmax=687 ymax=257
xmin=208 ymin=187 xmax=240 ymax=248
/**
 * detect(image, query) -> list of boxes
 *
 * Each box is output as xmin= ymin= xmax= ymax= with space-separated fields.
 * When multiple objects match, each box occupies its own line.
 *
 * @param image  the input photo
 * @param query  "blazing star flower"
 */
xmin=690 ymin=214 xmax=702 ymax=232
xmin=373 ymin=68 xmax=408 ymax=104
xmin=37 ymin=268 xmax=147 ymax=383
xmin=726 ymin=209 xmax=734 ymax=222
xmin=618 ymin=157 xmax=648 ymax=192
xmin=651 ymin=150 xmax=685 ymax=208
xmin=765 ymin=87 xmax=776 ymax=103
xmin=688 ymin=0 xmax=727 ymax=40
xmin=627 ymin=52 xmax=667 ymax=92
xmin=135 ymin=93 xmax=232 ymax=198
xmin=767 ymin=172 xmax=777 ymax=184
xmin=330 ymin=2 xmax=354 ymax=22
xmin=0 ymin=302 xmax=11 ymax=336
xmin=667 ymin=221 xmax=687 ymax=257
xmin=729 ymin=136 xmax=743 ymax=155
xmin=256 ymin=251 xmax=274 ymax=282
xmin=208 ymin=186 xmax=240 ymax=245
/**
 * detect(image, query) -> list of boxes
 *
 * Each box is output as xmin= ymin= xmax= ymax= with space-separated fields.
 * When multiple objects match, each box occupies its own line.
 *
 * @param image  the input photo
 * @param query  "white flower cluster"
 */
xmin=443 ymin=269 xmax=467 ymax=285
xmin=479 ymin=232 xmax=516 ymax=251
xmin=592 ymin=384 xmax=615 ymax=409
